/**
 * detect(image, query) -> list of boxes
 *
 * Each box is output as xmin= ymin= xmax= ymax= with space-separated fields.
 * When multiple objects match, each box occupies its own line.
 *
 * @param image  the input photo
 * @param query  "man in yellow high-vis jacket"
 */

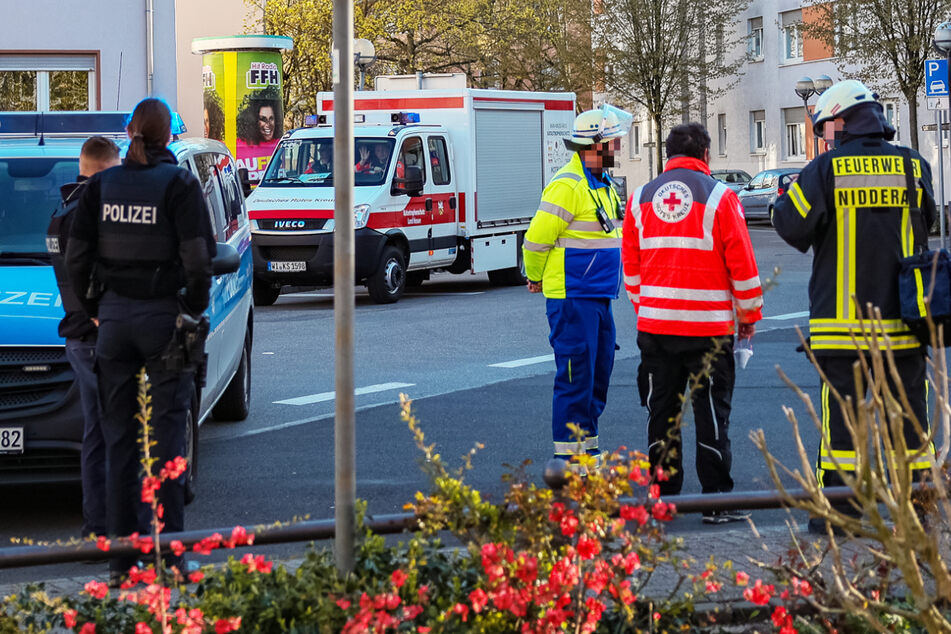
xmin=524 ymin=104 xmax=631 ymax=467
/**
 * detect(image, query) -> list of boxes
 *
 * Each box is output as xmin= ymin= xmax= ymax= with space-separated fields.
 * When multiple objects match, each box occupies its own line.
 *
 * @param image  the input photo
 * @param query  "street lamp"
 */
xmin=794 ymin=75 xmax=833 ymax=159
xmin=354 ymin=39 xmax=376 ymax=91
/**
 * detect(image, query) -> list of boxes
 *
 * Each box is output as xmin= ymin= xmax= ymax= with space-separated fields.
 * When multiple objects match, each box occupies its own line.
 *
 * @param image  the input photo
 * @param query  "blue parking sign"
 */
xmin=927 ymin=59 xmax=949 ymax=96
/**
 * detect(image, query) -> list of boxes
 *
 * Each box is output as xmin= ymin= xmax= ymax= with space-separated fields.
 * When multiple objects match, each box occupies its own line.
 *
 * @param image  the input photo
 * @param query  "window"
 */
xmin=782 ymin=107 xmax=806 ymax=160
xmin=717 ymin=113 xmax=727 ymax=156
xmin=427 ymin=137 xmax=451 ymax=185
xmin=395 ymin=137 xmax=427 ymax=190
xmin=216 ymin=154 xmax=247 ymax=240
xmin=883 ymin=101 xmax=900 ymax=142
xmin=0 ymin=55 xmax=97 ymax=111
xmin=193 ymin=153 xmax=226 ymax=241
xmin=748 ymin=172 xmax=766 ymax=189
xmin=629 ymin=123 xmax=641 ymax=159
xmin=781 ymin=10 xmax=803 ymax=63
xmin=750 ymin=110 xmax=766 ymax=153
xmin=748 ymin=17 xmax=764 ymax=60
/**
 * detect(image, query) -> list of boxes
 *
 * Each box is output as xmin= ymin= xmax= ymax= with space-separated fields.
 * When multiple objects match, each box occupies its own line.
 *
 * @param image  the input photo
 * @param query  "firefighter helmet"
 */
xmin=564 ymin=103 xmax=633 ymax=151
xmin=811 ymin=79 xmax=880 ymax=135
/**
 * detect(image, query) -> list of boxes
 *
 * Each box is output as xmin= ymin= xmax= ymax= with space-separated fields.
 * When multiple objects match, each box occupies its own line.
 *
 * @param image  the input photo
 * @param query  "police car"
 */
xmin=0 ymin=112 xmax=254 ymax=502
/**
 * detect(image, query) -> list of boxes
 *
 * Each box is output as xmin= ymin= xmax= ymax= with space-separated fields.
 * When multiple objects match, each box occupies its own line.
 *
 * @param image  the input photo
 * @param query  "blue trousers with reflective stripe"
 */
xmin=546 ymin=297 xmax=616 ymax=459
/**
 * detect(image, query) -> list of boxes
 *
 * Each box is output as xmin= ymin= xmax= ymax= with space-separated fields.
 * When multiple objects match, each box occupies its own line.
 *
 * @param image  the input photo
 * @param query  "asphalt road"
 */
xmin=1 ymin=224 xmax=831 ymax=584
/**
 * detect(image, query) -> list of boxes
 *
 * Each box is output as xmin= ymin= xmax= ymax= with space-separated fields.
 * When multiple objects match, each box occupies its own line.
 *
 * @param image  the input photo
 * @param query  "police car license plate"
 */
xmin=0 ymin=427 xmax=24 ymax=454
xmin=268 ymin=261 xmax=306 ymax=273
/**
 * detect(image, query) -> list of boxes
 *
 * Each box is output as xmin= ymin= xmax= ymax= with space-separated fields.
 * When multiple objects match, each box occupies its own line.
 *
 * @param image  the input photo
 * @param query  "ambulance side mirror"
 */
xmin=238 ymin=168 xmax=253 ymax=198
xmin=393 ymin=165 xmax=424 ymax=197
xmin=212 ymin=242 xmax=241 ymax=276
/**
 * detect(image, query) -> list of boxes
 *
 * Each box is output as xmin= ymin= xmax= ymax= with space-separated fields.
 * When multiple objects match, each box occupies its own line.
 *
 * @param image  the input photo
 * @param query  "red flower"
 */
xmin=83 ymin=579 xmax=109 ymax=599
xmin=214 ymin=617 xmax=242 ymax=633
xmin=560 ymin=514 xmax=579 ymax=537
xmin=336 ymin=598 xmax=351 ymax=610
xmin=230 ymin=525 xmax=251 ymax=547
xmin=619 ymin=504 xmax=649 ymax=526
xmin=63 ymin=609 xmax=77 ymax=628
xmin=391 ymin=569 xmax=408 ymax=588
xmin=577 ymin=535 xmax=601 ymax=560
xmin=140 ymin=476 xmax=161 ymax=503
xmin=651 ymin=500 xmax=675 ymax=521
xmin=188 ymin=570 xmax=205 ymax=583
xmin=772 ymin=605 xmax=790 ymax=627
xmin=452 ymin=602 xmax=470 ymax=622
xmin=95 ymin=536 xmax=110 ymax=552
xmin=549 ymin=502 xmax=566 ymax=522
xmin=171 ymin=540 xmax=186 ymax=557
xmin=79 ymin=624 xmax=96 ymax=634
xmin=743 ymin=579 xmax=775 ymax=606
xmin=135 ymin=622 xmax=152 ymax=634
xmin=735 ymin=571 xmax=749 ymax=586
xmin=469 ymin=588 xmax=488 ymax=613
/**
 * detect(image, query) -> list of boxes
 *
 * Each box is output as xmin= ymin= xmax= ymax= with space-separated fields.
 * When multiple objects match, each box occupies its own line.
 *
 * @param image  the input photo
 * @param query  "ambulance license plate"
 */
xmin=268 ymin=261 xmax=306 ymax=273
xmin=0 ymin=427 xmax=24 ymax=454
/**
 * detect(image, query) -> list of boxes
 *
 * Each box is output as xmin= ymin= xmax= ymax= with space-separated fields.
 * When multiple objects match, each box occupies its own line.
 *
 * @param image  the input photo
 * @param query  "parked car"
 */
xmin=737 ymin=168 xmax=801 ymax=220
xmin=0 ymin=112 xmax=254 ymax=503
xmin=711 ymin=169 xmax=752 ymax=193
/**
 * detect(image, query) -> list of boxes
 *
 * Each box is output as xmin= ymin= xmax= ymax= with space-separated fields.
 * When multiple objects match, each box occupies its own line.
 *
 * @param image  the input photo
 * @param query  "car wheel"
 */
xmin=212 ymin=330 xmax=251 ymax=422
xmin=253 ymin=280 xmax=281 ymax=306
xmin=367 ymin=245 xmax=406 ymax=304
xmin=184 ymin=384 xmax=199 ymax=505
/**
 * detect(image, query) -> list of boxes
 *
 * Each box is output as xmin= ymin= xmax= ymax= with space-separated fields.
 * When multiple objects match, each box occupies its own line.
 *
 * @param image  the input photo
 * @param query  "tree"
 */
xmin=802 ymin=0 xmax=951 ymax=151
xmin=594 ymin=0 xmax=750 ymax=174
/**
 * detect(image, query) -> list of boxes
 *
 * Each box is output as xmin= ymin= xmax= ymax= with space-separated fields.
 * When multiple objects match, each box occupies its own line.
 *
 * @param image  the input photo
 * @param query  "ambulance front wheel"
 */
xmin=253 ymin=280 xmax=282 ymax=306
xmin=367 ymin=245 xmax=407 ymax=304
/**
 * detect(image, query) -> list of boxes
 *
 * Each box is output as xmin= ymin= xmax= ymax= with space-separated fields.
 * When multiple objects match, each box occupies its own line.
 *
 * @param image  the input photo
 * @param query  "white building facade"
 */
xmin=612 ymin=0 xmax=947 ymax=205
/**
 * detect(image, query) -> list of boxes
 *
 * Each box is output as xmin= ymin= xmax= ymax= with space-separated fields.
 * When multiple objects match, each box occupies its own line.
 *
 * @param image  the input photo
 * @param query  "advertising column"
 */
xmin=191 ymin=35 xmax=294 ymax=185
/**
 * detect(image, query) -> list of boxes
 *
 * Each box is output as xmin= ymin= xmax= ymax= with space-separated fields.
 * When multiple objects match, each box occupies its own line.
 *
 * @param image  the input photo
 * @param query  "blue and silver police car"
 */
xmin=0 ymin=112 xmax=254 ymax=502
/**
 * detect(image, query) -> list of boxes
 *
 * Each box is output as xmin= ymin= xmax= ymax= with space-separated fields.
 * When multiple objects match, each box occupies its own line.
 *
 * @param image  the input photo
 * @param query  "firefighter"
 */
xmin=524 ymin=104 xmax=632 ymax=469
xmin=623 ymin=122 xmax=763 ymax=523
xmin=772 ymin=79 xmax=937 ymax=535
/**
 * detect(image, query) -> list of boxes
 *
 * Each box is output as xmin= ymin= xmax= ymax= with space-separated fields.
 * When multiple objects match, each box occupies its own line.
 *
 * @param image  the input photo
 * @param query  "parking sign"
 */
xmin=926 ymin=59 xmax=949 ymax=96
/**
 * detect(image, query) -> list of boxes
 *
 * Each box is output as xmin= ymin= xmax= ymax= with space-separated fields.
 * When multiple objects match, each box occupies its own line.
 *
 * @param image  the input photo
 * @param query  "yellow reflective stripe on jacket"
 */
xmin=809 ymin=317 xmax=921 ymax=350
xmin=554 ymin=435 xmax=599 ymax=456
xmin=788 ymin=181 xmax=811 ymax=218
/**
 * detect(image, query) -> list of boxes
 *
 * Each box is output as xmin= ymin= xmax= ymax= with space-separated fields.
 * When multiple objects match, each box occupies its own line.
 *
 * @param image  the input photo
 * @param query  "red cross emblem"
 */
xmin=662 ymin=192 xmax=682 ymax=212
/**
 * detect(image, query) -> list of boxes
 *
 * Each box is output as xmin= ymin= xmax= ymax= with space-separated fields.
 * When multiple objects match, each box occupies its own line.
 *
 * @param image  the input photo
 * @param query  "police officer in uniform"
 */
xmin=772 ymin=80 xmax=937 ymax=535
xmin=47 ymin=136 xmax=120 ymax=538
xmin=66 ymin=98 xmax=216 ymax=579
xmin=524 ymin=104 xmax=631 ymax=469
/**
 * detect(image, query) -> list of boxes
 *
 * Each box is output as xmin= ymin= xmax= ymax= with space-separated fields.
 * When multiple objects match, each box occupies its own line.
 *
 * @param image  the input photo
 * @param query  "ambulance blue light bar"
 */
xmin=391 ymin=112 xmax=420 ymax=125
xmin=304 ymin=114 xmax=319 ymax=127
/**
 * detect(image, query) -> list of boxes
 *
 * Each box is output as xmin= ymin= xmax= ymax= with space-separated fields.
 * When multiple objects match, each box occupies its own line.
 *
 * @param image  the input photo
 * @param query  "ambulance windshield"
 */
xmin=260 ymin=138 xmax=395 ymax=187
xmin=0 ymin=158 xmax=78 ymax=259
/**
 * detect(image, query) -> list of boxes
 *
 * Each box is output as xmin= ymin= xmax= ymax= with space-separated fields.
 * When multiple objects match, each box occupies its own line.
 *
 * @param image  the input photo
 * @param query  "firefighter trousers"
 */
xmin=816 ymin=353 xmax=932 ymax=488
xmin=546 ymin=297 xmax=616 ymax=461
xmin=637 ymin=332 xmax=735 ymax=496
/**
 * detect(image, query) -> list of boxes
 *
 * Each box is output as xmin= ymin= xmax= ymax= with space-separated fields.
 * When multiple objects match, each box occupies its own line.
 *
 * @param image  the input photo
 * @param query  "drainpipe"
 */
xmin=146 ymin=0 xmax=155 ymax=96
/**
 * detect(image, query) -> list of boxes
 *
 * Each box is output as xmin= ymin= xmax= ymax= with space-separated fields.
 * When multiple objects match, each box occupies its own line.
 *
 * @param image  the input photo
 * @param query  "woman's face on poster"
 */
xmin=258 ymin=105 xmax=276 ymax=141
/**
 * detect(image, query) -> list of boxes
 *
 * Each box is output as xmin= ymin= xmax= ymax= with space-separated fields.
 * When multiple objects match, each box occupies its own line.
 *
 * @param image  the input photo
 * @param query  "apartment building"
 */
xmin=612 ymin=0 xmax=944 ymax=201
xmin=0 ymin=1 xmax=258 ymax=138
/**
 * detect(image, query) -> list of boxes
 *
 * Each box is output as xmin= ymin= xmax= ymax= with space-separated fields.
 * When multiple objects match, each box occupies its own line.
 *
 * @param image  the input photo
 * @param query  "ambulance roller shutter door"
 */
xmin=474 ymin=108 xmax=543 ymax=224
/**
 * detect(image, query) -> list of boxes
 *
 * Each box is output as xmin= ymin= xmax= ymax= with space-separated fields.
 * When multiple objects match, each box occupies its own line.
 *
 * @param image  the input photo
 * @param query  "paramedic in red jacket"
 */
xmin=622 ymin=123 xmax=763 ymax=524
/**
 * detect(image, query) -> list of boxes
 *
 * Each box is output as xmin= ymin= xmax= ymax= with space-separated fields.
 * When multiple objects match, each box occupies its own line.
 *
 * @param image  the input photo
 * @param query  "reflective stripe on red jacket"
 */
xmin=622 ymin=156 xmax=763 ymax=336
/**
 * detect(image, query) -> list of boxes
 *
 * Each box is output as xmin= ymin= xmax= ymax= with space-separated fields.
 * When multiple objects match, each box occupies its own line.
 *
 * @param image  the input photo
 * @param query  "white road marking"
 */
xmin=274 ymin=382 xmax=415 ymax=406
xmin=489 ymin=354 xmax=555 ymax=368
xmin=763 ymin=311 xmax=809 ymax=320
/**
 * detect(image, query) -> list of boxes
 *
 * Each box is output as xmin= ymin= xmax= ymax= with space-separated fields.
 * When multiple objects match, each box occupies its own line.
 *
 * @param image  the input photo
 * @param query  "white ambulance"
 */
xmin=245 ymin=79 xmax=575 ymax=305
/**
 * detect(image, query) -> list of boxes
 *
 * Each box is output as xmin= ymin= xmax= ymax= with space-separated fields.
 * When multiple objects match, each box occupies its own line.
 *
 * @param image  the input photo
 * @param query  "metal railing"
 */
xmin=0 ymin=479 xmax=897 ymax=570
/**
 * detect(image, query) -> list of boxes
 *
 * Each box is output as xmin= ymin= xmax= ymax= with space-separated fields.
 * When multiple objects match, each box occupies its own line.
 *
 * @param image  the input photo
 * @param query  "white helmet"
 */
xmin=564 ymin=103 xmax=633 ymax=151
xmin=811 ymin=79 xmax=880 ymax=135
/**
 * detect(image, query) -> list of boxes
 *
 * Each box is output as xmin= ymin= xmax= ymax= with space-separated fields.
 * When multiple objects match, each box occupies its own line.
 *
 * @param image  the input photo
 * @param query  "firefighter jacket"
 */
xmin=523 ymin=153 xmax=623 ymax=299
xmin=772 ymin=136 xmax=936 ymax=355
xmin=622 ymin=156 xmax=763 ymax=336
